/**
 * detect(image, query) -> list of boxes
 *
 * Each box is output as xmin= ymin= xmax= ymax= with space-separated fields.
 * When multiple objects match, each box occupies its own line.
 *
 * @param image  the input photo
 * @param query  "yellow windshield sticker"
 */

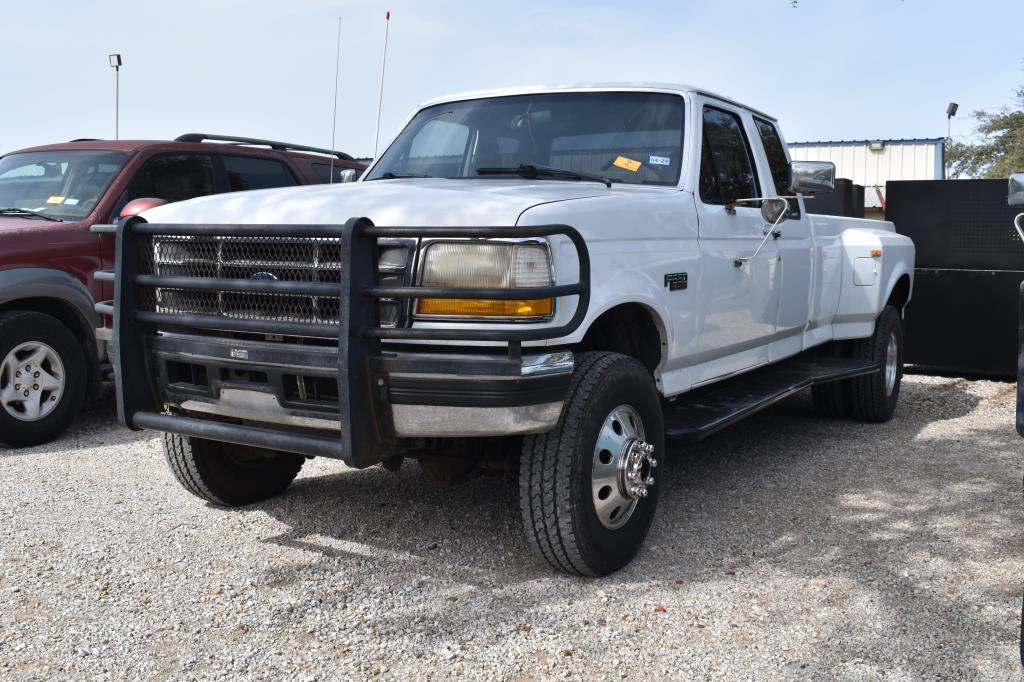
xmin=613 ymin=156 xmax=642 ymax=172
xmin=46 ymin=196 xmax=65 ymax=204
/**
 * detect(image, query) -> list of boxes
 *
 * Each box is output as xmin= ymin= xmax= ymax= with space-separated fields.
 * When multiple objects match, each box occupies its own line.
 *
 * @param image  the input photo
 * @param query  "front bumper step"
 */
xmin=133 ymin=411 xmax=344 ymax=458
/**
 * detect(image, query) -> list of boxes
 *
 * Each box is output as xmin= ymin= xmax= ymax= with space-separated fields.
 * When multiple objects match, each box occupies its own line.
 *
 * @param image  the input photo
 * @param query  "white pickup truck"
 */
xmin=97 ymin=83 xmax=915 ymax=575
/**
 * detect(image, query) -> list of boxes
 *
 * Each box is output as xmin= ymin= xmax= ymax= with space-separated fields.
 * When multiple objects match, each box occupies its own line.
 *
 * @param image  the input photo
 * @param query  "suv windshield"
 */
xmin=0 ymin=150 xmax=130 ymax=221
xmin=365 ymin=92 xmax=685 ymax=186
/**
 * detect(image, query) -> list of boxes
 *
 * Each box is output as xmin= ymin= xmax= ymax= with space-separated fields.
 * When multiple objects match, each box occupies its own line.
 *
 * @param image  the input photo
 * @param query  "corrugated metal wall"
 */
xmin=788 ymin=139 xmax=944 ymax=208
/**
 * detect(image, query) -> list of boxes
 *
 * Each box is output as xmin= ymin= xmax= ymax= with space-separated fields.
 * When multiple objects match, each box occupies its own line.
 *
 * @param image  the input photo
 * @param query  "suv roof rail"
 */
xmin=70 ymin=138 xmax=101 ymax=142
xmin=174 ymin=133 xmax=356 ymax=162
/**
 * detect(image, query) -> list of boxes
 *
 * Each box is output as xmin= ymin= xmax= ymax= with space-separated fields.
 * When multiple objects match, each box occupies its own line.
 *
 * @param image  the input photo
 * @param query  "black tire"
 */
xmin=0 ymin=311 xmax=87 ymax=448
xmin=519 ymin=352 xmax=665 ymax=576
xmin=163 ymin=433 xmax=305 ymax=506
xmin=848 ymin=305 xmax=903 ymax=422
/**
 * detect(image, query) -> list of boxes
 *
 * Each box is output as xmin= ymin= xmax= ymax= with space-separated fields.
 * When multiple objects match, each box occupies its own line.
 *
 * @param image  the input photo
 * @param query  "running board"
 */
xmin=664 ymin=356 xmax=879 ymax=442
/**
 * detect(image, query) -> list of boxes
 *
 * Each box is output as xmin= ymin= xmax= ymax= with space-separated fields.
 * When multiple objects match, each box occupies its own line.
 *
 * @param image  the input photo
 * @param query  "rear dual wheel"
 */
xmin=811 ymin=305 xmax=904 ymax=422
xmin=519 ymin=352 xmax=664 ymax=576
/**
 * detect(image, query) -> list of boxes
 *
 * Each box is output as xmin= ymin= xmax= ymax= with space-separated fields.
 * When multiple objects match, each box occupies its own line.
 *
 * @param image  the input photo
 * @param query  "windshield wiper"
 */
xmin=379 ymin=172 xmax=432 ymax=180
xmin=0 ymin=208 xmax=62 ymax=222
xmin=476 ymin=164 xmax=612 ymax=188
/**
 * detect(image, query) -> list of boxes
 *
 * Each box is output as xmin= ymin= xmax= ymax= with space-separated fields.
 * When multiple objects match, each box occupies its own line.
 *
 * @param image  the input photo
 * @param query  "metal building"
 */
xmin=788 ymin=138 xmax=945 ymax=218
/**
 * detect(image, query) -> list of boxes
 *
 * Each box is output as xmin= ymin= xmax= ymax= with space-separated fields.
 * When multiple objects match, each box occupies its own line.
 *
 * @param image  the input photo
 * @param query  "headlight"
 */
xmin=416 ymin=241 xmax=554 ymax=319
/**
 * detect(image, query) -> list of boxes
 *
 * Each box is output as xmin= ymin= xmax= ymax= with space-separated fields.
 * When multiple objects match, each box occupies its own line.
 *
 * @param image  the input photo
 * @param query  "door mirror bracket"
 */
xmin=733 ymin=197 xmax=791 ymax=267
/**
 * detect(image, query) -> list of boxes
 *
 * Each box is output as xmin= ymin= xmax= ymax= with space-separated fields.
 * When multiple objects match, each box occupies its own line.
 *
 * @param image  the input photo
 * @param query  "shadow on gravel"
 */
xmin=652 ymin=378 xmax=1020 ymax=669
xmin=251 ymin=377 xmax=1020 ymax=665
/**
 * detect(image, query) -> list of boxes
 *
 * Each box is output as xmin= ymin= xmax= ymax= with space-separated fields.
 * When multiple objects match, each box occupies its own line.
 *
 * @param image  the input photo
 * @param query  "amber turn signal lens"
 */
xmin=417 ymin=298 xmax=553 ymax=318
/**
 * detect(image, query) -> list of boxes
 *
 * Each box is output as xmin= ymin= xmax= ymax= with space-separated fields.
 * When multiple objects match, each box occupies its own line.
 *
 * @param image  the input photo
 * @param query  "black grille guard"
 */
xmin=94 ymin=216 xmax=591 ymax=467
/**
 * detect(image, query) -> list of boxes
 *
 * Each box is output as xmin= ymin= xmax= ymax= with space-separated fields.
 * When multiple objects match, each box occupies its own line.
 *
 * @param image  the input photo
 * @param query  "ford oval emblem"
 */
xmin=250 ymin=271 xmax=278 ymax=281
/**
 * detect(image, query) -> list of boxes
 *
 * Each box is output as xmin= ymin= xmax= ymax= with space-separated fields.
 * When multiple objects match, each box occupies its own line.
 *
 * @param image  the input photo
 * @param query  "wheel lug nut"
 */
xmin=50 ymin=396 xmax=57 ymax=402
xmin=14 ymin=384 xmax=20 ymax=390
xmin=23 ymin=390 xmax=29 ymax=397
xmin=15 ymin=371 xmax=21 ymax=378
xmin=646 ymin=476 xmax=655 ymax=485
xmin=650 ymin=458 xmax=658 ymax=468
xmin=33 ymin=371 xmax=39 ymax=378
xmin=32 ymin=384 xmax=39 ymax=391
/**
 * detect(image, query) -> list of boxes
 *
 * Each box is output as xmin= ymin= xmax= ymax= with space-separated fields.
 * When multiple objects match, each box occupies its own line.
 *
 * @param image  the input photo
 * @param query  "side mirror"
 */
xmin=789 ymin=161 xmax=835 ymax=194
xmin=761 ymin=197 xmax=789 ymax=225
xmin=339 ymin=169 xmax=358 ymax=183
xmin=1009 ymin=173 xmax=1024 ymax=207
xmin=120 ymin=197 xmax=167 ymax=218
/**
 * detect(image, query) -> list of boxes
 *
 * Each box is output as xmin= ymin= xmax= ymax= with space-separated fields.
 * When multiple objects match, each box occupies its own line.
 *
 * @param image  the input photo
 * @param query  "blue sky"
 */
xmin=2 ymin=0 xmax=1022 ymax=156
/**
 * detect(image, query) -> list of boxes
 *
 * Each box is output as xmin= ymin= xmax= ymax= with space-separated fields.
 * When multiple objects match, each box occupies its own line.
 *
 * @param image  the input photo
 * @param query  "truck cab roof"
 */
xmin=416 ymin=82 xmax=778 ymax=122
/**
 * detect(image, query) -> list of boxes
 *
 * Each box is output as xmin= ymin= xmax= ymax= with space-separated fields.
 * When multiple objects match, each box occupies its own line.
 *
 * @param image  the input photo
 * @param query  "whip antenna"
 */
xmin=373 ymin=10 xmax=391 ymax=158
xmin=329 ymin=18 xmax=342 ymax=183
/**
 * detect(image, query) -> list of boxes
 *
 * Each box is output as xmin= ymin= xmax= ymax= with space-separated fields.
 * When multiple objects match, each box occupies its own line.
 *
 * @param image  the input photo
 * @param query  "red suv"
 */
xmin=0 ymin=134 xmax=365 ymax=447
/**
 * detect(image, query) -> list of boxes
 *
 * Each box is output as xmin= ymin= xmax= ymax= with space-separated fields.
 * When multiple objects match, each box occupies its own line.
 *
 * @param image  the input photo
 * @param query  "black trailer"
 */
xmin=887 ymin=179 xmax=1024 ymax=378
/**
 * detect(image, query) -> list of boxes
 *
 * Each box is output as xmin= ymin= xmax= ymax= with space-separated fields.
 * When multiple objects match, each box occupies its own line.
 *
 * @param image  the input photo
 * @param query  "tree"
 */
xmin=946 ymin=86 xmax=1024 ymax=178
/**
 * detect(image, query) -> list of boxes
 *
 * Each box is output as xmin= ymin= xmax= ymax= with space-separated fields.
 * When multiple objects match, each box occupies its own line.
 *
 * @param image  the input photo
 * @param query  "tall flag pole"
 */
xmin=329 ymin=18 xmax=342 ymax=183
xmin=373 ymin=10 xmax=391 ymax=158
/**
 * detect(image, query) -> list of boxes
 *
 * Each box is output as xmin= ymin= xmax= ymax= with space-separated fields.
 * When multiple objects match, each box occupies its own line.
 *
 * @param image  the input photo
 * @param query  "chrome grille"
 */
xmin=140 ymin=235 xmax=411 ymax=332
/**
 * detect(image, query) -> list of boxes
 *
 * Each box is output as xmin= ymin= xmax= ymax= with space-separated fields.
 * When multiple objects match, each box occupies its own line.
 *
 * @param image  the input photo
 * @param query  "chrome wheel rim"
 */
xmin=884 ymin=332 xmax=898 ymax=396
xmin=0 ymin=341 xmax=65 ymax=422
xmin=591 ymin=404 xmax=657 ymax=530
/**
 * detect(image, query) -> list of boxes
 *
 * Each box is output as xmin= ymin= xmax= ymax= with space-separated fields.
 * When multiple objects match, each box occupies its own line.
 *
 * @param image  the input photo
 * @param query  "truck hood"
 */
xmin=140 ymin=178 xmax=614 ymax=227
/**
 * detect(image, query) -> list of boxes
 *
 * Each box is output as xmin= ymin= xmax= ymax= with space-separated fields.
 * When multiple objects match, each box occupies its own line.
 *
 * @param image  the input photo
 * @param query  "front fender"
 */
xmin=0 ymin=267 xmax=101 ymax=360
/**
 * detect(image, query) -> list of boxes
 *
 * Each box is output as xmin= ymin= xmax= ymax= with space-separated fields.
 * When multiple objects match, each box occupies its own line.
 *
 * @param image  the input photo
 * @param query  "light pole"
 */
xmin=109 ymin=54 xmax=122 ymax=139
xmin=946 ymin=102 xmax=958 ymax=141
xmin=945 ymin=102 xmax=958 ymax=179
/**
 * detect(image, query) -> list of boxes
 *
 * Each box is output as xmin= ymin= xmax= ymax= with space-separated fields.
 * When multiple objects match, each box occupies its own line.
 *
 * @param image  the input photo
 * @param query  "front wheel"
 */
xmin=0 ymin=311 xmax=86 ymax=448
xmin=163 ymin=433 xmax=305 ymax=506
xmin=519 ymin=352 xmax=664 ymax=576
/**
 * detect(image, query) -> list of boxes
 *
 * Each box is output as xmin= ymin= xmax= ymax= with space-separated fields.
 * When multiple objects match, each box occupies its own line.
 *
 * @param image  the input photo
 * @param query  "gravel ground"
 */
xmin=2 ymin=374 xmax=1022 ymax=680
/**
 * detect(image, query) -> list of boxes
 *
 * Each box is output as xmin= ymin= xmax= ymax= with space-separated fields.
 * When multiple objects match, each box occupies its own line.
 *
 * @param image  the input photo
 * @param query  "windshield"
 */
xmin=0 ymin=150 xmax=131 ymax=221
xmin=365 ymin=92 xmax=685 ymax=186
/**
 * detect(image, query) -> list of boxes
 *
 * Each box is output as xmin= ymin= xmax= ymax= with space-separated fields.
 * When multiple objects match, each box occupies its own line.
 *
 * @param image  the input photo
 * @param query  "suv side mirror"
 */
xmin=1009 ymin=173 xmax=1024 ymax=207
xmin=789 ymin=161 xmax=835 ymax=194
xmin=120 ymin=197 xmax=168 ymax=218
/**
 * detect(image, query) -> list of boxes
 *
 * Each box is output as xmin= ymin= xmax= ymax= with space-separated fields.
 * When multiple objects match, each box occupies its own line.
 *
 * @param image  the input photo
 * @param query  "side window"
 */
xmin=222 ymin=155 xmax=297 ymax=191
xmin=754 ymin=118 xmax=800 ymax=218
xmin=122 ymin=154 xmax=217 ymax=205
xmin=699 ymin=107 xmax=759 ymax=206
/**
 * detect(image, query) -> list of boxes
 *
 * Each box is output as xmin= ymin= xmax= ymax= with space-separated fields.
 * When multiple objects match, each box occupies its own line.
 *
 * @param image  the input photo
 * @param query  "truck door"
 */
xmin=692 ymin=104 xmax=781 ymax=383
xmin=751 ymin=117 xmax=813 ymax=361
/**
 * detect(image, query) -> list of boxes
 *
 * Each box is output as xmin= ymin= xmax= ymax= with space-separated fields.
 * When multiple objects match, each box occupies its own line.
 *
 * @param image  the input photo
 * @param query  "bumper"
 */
xmin=151 ymin=332 xmax=572 ymax=438
xmin=98 ymin=217 xmax=590 ymax=467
